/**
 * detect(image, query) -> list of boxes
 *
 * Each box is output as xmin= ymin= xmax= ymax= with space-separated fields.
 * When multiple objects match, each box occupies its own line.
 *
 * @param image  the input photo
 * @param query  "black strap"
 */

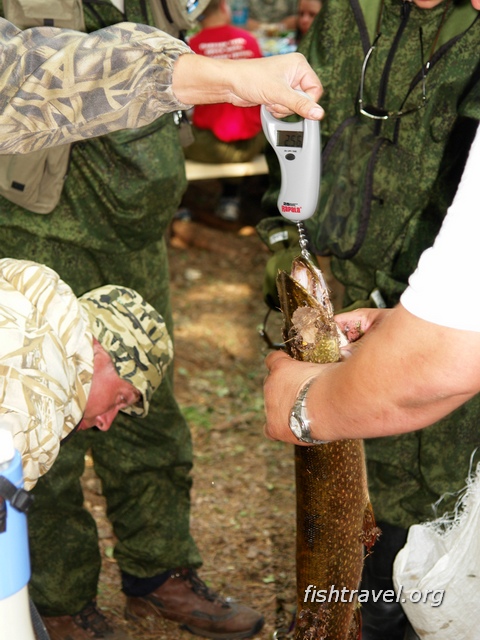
xmin=139 ymin=0 xmax=149 ymax=23
xmin=0 ymin=475 xmax=34 ymax=514
xmin=159 ymin=0 xmax=174 ymax=25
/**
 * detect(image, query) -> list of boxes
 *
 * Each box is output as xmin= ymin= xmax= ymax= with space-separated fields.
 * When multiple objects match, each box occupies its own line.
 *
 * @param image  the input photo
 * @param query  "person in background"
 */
xmin=263 ymin=118 xmax=480 ymax=640
xmin=260 ymin=1 xmax=479 ymax=638
xmin=0 ymin=259 xmax=171 ymax=491
xmin=0 ymin=2 xmax=323 ymax=639
xmin=247 ymin=0 xmax=298 ymax=33
xmin=296 ymin=0 xmax=322 ymax=42
xmin=185 ymin=0 xmax=265 ymax=221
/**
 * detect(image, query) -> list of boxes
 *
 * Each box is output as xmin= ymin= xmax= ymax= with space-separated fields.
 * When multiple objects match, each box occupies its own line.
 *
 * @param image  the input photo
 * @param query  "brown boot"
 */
xmin=42 ymin=601 xmax=132 ymax=639
xmin=125 ymin=568 xmax=264 ymax=639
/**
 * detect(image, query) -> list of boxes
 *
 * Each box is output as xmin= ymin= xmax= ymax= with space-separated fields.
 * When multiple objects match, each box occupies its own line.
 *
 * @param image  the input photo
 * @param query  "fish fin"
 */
xmin=361 ymin=501 xmax=381 ymax=555
xmin=294 ymin=605 xmax=329 ymax=639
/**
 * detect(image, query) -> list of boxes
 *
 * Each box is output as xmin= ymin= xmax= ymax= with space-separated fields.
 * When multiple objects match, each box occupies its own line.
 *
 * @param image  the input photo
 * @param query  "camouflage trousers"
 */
xmin=1 ymin=229 xmax=202 ymax=615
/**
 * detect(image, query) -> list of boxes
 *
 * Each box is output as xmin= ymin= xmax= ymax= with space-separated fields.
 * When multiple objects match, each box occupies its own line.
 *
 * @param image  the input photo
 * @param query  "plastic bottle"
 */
xmin=0 ymin=429 xmax=36 ymax=640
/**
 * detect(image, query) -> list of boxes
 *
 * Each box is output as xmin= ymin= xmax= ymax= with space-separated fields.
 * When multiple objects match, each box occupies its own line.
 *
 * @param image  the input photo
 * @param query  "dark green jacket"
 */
xmin=265 ymin=0 xmax=479 ymax=308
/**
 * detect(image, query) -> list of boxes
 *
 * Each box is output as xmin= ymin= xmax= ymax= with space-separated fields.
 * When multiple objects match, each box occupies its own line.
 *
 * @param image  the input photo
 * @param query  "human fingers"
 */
xmin=263 ymin=53 xmax=324 ymax=119
xmin=264 ymin=349 xmax=291 ymax=372
xmin=335 ymin=308 xmax=390 ymax=341
xmin=228 ymin=54 xmax=323 ymax=118
xmin=264 ymin=99 xmax=324 ymax=120
xmin=336 ymin=309 xmax=392 ymax=359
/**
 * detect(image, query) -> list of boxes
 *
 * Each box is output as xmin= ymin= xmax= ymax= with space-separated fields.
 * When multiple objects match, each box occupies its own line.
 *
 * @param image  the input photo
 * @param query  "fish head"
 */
xmin=276 ymin=254 xmax=342 ymax=364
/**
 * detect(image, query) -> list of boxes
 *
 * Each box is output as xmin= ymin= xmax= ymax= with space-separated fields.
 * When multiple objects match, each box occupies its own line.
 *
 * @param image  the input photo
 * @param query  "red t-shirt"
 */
xmin=188 ymin=25 xmax=263 ymax=142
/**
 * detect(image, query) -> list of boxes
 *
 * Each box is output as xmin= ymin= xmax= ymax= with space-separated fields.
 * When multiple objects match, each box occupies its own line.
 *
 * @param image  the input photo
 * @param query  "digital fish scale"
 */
xmin=261 ymin=103 xmax=321 ymax=226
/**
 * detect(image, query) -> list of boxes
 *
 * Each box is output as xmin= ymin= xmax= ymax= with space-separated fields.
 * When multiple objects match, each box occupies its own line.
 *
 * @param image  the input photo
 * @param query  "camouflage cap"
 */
xmin=79 ymin=286 xmax=173 ymax=417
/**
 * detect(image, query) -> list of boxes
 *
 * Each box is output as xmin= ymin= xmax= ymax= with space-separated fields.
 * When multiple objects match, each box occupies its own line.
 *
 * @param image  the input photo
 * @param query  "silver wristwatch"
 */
xmin=289 ymin=378 xmax=328 ymax=444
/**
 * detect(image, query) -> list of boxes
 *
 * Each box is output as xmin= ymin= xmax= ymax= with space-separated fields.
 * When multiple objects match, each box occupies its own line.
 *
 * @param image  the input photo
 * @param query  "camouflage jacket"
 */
xmin=264 ymin=0 xmax=479 ymax=309
xmin=0 ymin=259 xmax=93 ymax=490
xmin=0 ymin=0 xmax=193 ymax=253
xmin=0 ymin=16 xmax=192 ymax=153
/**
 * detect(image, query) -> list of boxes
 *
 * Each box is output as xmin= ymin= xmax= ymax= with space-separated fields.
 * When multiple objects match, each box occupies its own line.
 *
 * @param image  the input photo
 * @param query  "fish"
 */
xmin=276 ymin=253 xmax=379 ymax=640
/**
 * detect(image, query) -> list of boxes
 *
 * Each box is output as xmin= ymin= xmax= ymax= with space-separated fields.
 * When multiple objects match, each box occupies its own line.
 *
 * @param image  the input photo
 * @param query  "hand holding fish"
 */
xmin=264 ymin=351 xmax=335 ymax=445
xmin=263 ymin=306 xmax=390 ymax=444
xmin=265 ymin=303 xmax=480 ymax=444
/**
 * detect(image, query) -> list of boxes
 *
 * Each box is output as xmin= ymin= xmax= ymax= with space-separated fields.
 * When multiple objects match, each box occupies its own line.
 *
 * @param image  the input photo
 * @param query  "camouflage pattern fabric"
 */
xmin=0 ymin=259 xmax=93 ymax=490
xmin=80 ymin=285 xmax=174 ymax=417
xmin=248 ymin=0 xmax=297 ymax=24
xmin=263 ymin=0 xmax=480 ymax=528
xmin=0 ymin=18 xmax=192 ymax=153
xmin=299 ymin=0 xmax=480 ymax=308
xmin=0 ymin=0 xmax=202 ymax=614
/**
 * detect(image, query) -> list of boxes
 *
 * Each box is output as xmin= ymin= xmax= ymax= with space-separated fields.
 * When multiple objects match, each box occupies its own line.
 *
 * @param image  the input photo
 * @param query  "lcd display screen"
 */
xmin=276 ymin=131 xmax=304 ymax=148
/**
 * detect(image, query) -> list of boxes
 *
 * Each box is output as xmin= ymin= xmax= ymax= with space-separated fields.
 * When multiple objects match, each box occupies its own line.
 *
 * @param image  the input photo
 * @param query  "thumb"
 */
xmin=294 ymin=93 xmax=324 ymax=120
xmin=265 ymin=90 xmax=324 ymax=120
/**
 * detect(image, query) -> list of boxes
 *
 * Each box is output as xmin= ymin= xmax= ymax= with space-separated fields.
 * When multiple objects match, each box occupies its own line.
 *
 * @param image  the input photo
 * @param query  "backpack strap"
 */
xmin=0 ymin=475 xmax=34 ymax=533
xmin=0 ymin=476 xmax=33 ymax=513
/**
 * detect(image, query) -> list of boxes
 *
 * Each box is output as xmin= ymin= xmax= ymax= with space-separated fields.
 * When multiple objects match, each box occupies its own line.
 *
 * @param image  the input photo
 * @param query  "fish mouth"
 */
xmin=290 ymin=254 xmax=334 ymax=315
xmin=277 ymin=253 xmax=348 ymax=360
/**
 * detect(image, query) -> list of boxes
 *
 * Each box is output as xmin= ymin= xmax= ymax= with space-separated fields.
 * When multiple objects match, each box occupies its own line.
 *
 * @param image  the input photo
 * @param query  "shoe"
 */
xmin=125 ymin=568 xmax=264 ymax=639
xmin=42 ymin=601 xmax=132 ymax=639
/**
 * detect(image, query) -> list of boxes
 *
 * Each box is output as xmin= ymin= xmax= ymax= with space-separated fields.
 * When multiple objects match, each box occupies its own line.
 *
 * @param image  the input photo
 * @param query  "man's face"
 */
xmin=78 ymin=340 xmax=141 ymax=431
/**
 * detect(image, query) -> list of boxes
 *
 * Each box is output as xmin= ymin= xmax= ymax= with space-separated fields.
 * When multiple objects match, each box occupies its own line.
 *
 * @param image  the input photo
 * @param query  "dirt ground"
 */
xmin=81 ymin=178 xmax=310 ymax=640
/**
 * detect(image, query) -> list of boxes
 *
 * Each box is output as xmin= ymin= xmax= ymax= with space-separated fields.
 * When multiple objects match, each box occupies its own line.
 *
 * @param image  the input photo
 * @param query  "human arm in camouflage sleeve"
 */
xmin=0 ymin=18 xmax=323 ymax=154
xmin=0 ymin=19 xmax=192 ymax=153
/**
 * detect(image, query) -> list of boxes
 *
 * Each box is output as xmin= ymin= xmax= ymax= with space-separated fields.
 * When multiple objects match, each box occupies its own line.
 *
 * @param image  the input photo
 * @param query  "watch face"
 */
xmin=290 ymin=414 xmax=304 ymax=440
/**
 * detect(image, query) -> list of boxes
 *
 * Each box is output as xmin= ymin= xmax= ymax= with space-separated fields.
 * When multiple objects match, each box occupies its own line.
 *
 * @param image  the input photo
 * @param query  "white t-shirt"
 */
xmin=401 ymin=125 xmax=480 ymax=332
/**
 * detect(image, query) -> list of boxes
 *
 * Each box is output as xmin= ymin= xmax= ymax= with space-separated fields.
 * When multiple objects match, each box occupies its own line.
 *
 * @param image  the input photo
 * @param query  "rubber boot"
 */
xmin=360 ymin=521 xmax=409 ymax=640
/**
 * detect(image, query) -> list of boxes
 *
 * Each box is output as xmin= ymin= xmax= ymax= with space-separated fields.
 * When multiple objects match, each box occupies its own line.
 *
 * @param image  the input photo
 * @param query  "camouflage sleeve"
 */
xmin=0 ymin=18 xmax=193 ymax=153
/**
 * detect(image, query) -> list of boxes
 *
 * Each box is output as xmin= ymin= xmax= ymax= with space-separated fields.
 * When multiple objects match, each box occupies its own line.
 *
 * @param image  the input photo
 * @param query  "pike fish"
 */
xmin=276 ymin=254 xmax=379 ymax=640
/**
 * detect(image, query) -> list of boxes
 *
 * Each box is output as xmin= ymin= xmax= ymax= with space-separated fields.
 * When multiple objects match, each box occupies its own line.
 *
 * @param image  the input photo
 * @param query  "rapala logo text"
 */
xmin=281 ymin=203 xmax=302 ymax=214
